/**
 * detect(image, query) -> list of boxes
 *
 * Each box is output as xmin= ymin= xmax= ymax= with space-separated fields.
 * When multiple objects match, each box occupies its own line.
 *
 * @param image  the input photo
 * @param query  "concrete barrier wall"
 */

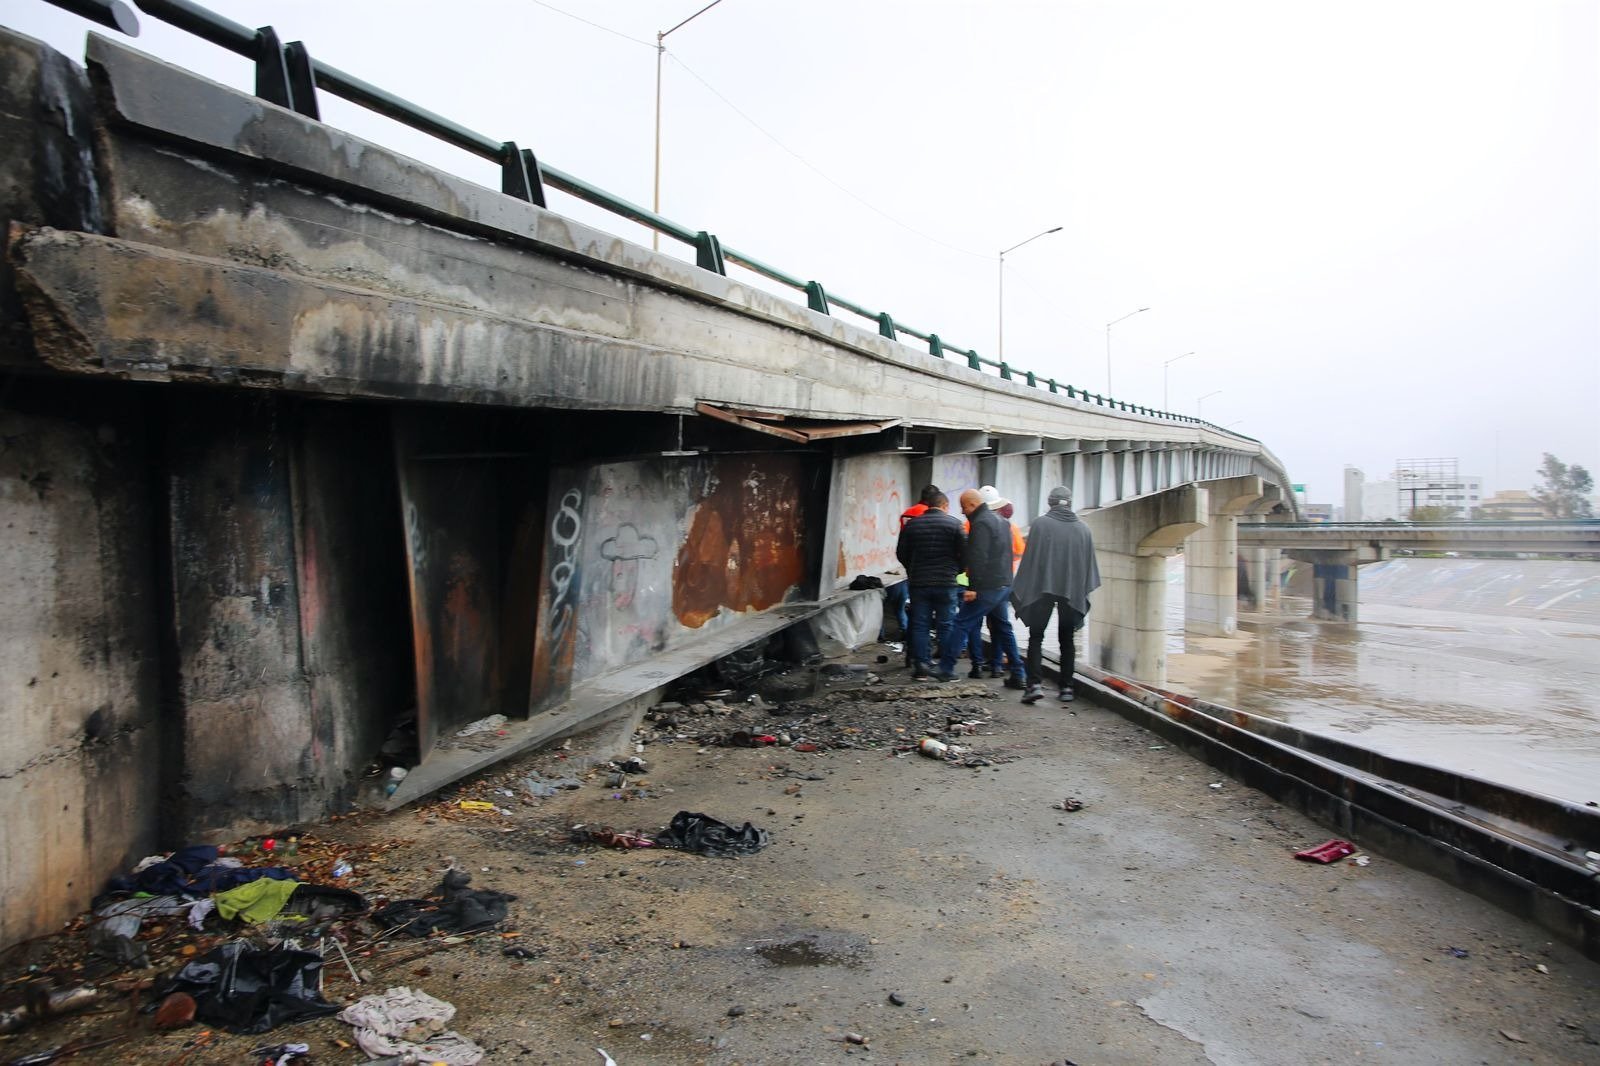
xmin=834 ymin=453 xmax=911 ymax=584
xmin=0 ymin=379 xmax=161 ymax=949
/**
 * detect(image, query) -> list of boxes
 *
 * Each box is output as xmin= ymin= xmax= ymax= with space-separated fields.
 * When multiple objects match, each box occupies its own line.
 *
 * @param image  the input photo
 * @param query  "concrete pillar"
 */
xmin=1083 ymin=485 xmax=1207 ymax=684
xmin=1184 ymin=476 xmax=1264 ymax=637
xmin=1307 ymin=551 xmax=1359 ymax=622
xmin=1240 ymin=547 xmax=1273 ymax=611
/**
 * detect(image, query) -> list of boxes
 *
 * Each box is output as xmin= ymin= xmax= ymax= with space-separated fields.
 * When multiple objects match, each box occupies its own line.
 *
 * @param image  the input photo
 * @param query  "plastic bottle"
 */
xmin=331 ymin=859 xmax=353 ymax=879
xmin=917 ymin=737 xmax=948 ymax=759
xmin=384 ymin=766 xmax=408 ymax=797
xmin=283 ymin=836 xmax=299 ymax=859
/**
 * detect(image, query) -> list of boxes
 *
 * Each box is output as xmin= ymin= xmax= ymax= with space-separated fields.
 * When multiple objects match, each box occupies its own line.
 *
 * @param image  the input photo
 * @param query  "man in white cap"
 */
xmin=974 ymin=485 xmax=1027 ymax=687
xmin=1010 ymin=486 xmax=1101 ymax=704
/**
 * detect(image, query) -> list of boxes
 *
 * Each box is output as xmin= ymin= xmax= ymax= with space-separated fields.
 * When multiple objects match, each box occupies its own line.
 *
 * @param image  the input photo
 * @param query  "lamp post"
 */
xmin=1104 ymin=306 xmax=1150 ymax=395
xmin=1197 ymin=389 xmax=1223 ymax=419
xmin=1162 ymin=351 xmax=1194 ymax=412
xmin=653 ymin=0 xmax=727 ymax=251
xmin=997 ymin=225 xmax=1062 ymax=359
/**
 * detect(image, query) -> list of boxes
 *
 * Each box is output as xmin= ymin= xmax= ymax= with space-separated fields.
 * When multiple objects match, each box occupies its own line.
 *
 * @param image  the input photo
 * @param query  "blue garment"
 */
xmin=908 ymin=585 xmax=958 ymax=669
xmin=883 ymin=580 xmax=910 ymax=640
xmin=104 ymin=845 xmax=296 ymax=898
xmin=940 ymin=586 xmax=1021 ymax=678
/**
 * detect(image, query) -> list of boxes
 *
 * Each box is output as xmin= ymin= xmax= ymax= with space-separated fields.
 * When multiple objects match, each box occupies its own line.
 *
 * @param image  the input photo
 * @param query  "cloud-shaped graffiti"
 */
xmin=600 ymin=524 xmax=660 ymax=562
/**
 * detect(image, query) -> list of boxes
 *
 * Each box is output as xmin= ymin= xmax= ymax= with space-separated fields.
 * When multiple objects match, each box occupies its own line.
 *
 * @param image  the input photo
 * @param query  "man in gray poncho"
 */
xmin=1011 ymin=486 xmax=1101 ymax=704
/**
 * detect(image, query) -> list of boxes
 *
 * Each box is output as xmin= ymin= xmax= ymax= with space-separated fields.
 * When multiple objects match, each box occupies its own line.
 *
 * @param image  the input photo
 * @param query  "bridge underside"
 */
xmin=0 ymin=27 xmax=1294 ymax=947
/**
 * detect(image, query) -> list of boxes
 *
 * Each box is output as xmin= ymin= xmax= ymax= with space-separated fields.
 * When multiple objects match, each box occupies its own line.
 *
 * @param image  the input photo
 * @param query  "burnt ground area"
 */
xmin=4 ymin=643 xmax=1600 ymax=1065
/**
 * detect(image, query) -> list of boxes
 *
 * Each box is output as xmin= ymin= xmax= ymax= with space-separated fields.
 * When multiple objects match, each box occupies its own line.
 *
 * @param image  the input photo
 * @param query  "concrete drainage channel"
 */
xmin=1048 ymin=661 xmax=1600 ymax=963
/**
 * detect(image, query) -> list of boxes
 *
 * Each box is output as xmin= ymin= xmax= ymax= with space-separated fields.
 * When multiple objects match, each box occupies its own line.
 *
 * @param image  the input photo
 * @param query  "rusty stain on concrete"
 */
xmin=674 ymin=456 xmax=807 ymax=629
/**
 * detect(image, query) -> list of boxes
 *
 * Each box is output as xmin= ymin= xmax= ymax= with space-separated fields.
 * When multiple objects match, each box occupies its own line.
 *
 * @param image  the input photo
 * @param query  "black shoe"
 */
xmin=988 ymin=670 xmax=1005 ymax=679
xmin=967 ymin=668 xmax=984 ymax=679
xmin=912 ymin=663 xmax=932 ymax=680
xmin=1002 ymin=676 xmax=1027 ymax=690
xmin=934 ymin=671 xmax=959 ymax=683
xmin=1021 ymin=685 xmax=1044 ymax=704
xmin=1058 ymin=688 xmax=1076 ymax=703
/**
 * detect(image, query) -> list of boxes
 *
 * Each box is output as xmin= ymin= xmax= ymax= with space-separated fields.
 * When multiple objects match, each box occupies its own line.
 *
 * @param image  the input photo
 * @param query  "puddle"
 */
xmin=752 ymin=932 xmax=866 ymax=968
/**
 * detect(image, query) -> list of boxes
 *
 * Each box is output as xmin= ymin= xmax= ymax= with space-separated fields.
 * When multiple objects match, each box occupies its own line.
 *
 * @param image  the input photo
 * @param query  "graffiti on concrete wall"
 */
xmin=932 ymin=454 xmax=979 ymax=496
xmin=835 ymin=454 xmax=909 ymax=580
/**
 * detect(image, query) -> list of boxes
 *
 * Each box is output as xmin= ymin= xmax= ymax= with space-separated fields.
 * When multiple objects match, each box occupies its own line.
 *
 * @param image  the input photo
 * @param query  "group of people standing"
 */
xmin=893 ymin=483 xmax=1100 ymax=705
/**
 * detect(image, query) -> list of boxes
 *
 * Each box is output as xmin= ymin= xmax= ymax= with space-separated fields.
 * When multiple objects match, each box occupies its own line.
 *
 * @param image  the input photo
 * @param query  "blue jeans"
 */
xmin=907 ymin=586 xmax=958 ymax=669
xmin=940 ymin=586 xmax=1021 ymax=677
xmin=883 ymin=580 xmax=910 ymax=640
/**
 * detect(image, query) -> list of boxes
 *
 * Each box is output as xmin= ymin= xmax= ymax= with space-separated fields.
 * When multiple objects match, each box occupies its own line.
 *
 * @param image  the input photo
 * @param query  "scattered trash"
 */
xmin=0 ymin=984 xmax=106 ymax=1035
xmin=1352 ymin=854 xmax=1371 ymax=867
xmin=1208 ymin=782 xmax=1224 ymax=790
xmin=1052 ymin=797 xmax=1085 ymax=812
xmin=596 ymin=1049 xmax=619 ymax=1066
xmin=338 ymin=986 xmax=485 ymax=1064
xmin=571 ymin=825 xmax=655 ymax=849
xmin=845 ymin=1032 xmax=869 ymax=1045
xmin=656 ymin=811 xmax=769 ymax=857
xmin=455 ymin=714 xmax=508 ymax=738
xmin=250 ymin=1042 xmax=311 ymax=1065
xmin=155 ymin=942 xmax=340 ymax=1034
xmin=372 ymin=869 xmax=516 ymax=938
xmin=888 ymin=992 xmax=906 ymax=1006
xmin=1446 ymin=947 xmax=1470 ymax=958
xmin=331 ymin=859 xmax=354 ymax=879
xmin=457 ymin=800 xmax=499 ymax=812
xmin=917 ymin=737 xmax=949 ymax=759
xmin=1294 ymin=840 xmax=1357 ymax=864
xmin=1499 ymin=1028 xmax=1527 ymax=1043
xmin=1534 ymin=963 xmax=1549 ymax=974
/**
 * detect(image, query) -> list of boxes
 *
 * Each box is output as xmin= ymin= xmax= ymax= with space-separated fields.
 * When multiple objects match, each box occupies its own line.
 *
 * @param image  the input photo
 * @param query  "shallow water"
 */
xmin=1164 ymin=558 xmax=1600 ymax=807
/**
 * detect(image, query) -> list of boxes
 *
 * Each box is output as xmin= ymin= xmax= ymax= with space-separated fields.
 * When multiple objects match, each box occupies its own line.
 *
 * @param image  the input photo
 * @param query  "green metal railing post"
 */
xmin=804 ymin=281 xmax=830 ymax=314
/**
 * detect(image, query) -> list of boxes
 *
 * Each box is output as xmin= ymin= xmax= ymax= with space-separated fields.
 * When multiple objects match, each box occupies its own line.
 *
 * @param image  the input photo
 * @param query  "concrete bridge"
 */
xmin=1240 ymin=521 xmax=1600 ymax=622
xmin=0 ymin=13 xmax=1294 ymax=946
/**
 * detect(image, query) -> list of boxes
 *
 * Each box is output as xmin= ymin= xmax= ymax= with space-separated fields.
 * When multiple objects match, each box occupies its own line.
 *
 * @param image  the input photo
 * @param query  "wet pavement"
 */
xmin=1165 ymin=558 xmax=1600 ymax=807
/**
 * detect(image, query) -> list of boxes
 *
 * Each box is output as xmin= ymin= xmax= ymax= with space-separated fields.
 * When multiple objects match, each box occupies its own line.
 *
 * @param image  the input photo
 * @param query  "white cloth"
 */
xmin=337 ymin=986 xmax=484 ymax=1065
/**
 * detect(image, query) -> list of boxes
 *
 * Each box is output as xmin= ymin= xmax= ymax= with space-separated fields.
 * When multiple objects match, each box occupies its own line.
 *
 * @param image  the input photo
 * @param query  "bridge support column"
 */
xmin=1240 ymin=547 xmax=1280 ymax=612
xmin=1298 ymin=550 xmax=1360 ymax=623
xmin=1083 ymin=486 xmax=1207 ymax=683
xmin=1184 ymin=476 xmax=1263 ymax=637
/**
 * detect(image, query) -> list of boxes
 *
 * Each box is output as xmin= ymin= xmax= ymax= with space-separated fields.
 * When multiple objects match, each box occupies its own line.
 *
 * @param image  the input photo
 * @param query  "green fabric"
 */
xmin=213 ymin=878 xmax=302 ymax=923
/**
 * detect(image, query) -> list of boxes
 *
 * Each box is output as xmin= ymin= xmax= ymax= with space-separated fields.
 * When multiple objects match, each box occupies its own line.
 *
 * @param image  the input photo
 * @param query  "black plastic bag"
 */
xmin=155 ymin=942 xmax=338 ymax=1034
xmin=371 ymin=869 xmax=516 ymax=938
xmin=657 ymin=811 xmax=769 ymax=857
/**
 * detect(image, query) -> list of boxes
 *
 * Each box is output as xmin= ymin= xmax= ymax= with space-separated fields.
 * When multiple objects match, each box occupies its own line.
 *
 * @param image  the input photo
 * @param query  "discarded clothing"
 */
xmin=371 ymin=870 xmax=515 ymax=938
xmin=88 ymin=913 xmax=148 ymax=968
xmin=156 ymin=942 xmax=338 ymax=1034
xmin=213 ymin=877 xmax=303 ymax=924
xmin=102 ymin=844 xmax=296 ymax=898
xmin=657 ymin=810 xmax=769 ymax=857
xmin=337 ymin=986 xmax=484 ymax=1065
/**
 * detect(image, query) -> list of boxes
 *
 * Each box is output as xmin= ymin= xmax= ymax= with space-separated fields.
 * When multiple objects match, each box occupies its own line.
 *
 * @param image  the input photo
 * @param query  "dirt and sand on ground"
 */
xmin=4 ymin=642 xmax=1599 ymax=1065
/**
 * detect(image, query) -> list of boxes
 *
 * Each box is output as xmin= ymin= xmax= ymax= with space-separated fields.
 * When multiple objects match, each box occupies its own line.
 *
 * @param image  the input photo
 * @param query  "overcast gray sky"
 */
xmin=10 ymin=0 xmax=1598 ymax=505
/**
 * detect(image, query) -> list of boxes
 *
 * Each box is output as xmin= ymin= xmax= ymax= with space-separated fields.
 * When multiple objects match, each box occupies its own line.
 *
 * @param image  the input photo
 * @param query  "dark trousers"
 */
xmin=907 ymin=585 xmax=958 ymax=669
xmin=1017 ymin=595 xmax=1085 ymax=689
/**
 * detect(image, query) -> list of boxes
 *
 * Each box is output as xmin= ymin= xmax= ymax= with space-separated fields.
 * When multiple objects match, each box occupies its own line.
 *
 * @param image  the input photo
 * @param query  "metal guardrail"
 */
xmin=37 ymin=0 xmax=1248 ymax=436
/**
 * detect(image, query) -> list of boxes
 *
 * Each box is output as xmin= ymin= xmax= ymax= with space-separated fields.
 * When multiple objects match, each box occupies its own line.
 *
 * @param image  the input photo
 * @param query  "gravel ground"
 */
xmin=4 ymin=644 xmax=1599 ymax=1065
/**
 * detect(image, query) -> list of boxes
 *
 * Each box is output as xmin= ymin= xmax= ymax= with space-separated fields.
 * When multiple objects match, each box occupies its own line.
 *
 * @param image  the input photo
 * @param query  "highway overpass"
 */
xmin=1 ymin=7 xmax=1294 ymax=945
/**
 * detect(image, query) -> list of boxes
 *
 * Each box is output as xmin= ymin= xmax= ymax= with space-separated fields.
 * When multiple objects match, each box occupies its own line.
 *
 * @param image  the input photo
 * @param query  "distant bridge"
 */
xmin=1239 ymin=521 xmax=1600 ymax=621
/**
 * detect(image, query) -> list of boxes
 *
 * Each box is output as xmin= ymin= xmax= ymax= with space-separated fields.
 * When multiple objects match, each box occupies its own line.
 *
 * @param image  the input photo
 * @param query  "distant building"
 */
xmin=1477 ymin=489 xmax=1550 ymax=521
xmin=1303 ymin=502 xmax=1335 ymax=523
xmin=1343 ymin=466 xmax=1365 ymax=521
xmin=1394 ymin=458 xmax=1481 ymax=518
xmin=1361 ymin=479 xmax=1402 ymax=522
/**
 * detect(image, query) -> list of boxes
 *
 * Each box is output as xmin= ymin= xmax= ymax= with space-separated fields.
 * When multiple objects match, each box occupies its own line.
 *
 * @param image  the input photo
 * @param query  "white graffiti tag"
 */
xmin=548 ymin=488 xmax=583 ymax=641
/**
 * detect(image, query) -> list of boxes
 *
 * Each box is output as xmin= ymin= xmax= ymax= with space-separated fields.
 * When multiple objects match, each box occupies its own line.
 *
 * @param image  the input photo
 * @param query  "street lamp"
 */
xmin=997 ymin=225 xmax=1062 ymax=359
xmin=1104 ymin=306 xmax=1150 ymax=395
xmin=653 ymin=0 xmax=728 ymax=251
xmin=1162 ymin=351 xmax=1194 ymax=412
xmin=1197 ymin=389 xmax=1223 ymax=419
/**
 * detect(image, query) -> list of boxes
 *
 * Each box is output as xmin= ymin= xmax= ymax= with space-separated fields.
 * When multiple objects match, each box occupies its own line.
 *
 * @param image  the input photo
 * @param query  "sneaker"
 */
xmin=1021 ymin=685 xmax=1044 ymax=704
xmin=987 ymin=669 xmax=1005 ymax=679
xmin=1058 ymin=688 xmax=1076 ymax=703
xmin=967 ymin=668 xmax=984 ymax=679
xmin=1002 ymin=676 xmax=1027 ymax=690
xmin=934 ymin=671 xmax=959 ymax=683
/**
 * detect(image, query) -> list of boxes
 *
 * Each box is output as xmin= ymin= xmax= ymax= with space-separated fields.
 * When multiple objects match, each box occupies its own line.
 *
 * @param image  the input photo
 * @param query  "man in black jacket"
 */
xmin=935 ymin=489 xmax=1022 ymax=683
xmin=894 ymin=490 xmax=965 ymax=679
